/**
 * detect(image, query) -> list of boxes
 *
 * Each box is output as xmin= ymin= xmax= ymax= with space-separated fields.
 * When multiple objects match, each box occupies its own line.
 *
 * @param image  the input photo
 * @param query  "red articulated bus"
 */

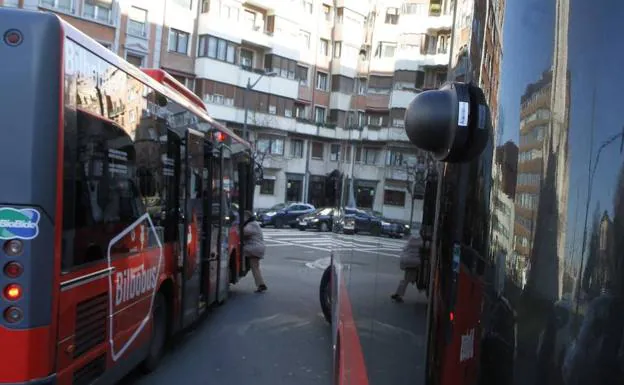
xmin=0 ymin=8 xmax=255 ymax=385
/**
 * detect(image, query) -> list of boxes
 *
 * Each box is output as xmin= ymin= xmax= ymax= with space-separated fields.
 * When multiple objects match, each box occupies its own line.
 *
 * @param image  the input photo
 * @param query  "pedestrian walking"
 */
xmin=391 ymin=234 xmax=423 ymax=302
xmin=242 ymin=210 xmax=267 ymax=293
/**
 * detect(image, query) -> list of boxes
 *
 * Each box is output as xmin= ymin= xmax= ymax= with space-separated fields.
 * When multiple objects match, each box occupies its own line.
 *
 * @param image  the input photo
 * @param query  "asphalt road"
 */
xmin=120 ymin=229 xmax=427 ymax=385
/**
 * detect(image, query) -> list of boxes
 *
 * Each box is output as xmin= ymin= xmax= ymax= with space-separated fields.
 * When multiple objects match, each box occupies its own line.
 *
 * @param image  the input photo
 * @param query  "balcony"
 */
xmin=39 ymin=0 xmax=75 ymax=15
xmin=426 ymin=14 xmax=453 ymax=32
xmin=366 ymin=93 xmax=390 ymax=110
xmin=420 ymin=49 xmax=449 ymax=67
xmin=384 ymin=167 xmax=409 ymax=181
xmin=241 ymin=22 xmax=273 ymax=49
xmin=390 ymin=89 xmax=417 ymax=109
xmin=329 ymin=92 xmax=352 ymax=111
xmin=195 ymin=59 xmax=298 ymax=99
xmin=82 ymin=3 xmax=114 ymax=25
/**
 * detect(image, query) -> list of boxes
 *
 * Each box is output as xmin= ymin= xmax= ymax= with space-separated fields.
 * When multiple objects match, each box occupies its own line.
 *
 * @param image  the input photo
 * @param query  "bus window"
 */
xmin=62 ymin=106 xmax=144 ymax=269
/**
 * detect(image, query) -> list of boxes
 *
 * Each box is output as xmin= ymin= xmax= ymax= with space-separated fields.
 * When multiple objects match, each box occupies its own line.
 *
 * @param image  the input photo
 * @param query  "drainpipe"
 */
xmin=303 ymin=140 xmax=311 ymax=202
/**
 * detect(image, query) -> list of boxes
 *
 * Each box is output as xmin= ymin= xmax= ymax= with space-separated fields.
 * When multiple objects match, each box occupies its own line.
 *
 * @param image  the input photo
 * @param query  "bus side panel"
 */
xmin=0 ymin=9 xmax=62 ymax=383
xmin=57 ymin=37 xmax=178 ymax=383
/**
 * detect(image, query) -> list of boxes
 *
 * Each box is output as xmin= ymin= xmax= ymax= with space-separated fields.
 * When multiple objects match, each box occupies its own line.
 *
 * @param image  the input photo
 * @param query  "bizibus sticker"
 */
xmin=0 ymin=207 xmax=40 ymax=240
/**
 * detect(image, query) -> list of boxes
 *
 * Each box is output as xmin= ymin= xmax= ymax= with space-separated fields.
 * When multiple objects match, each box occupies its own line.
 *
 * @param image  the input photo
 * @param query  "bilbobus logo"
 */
xmin=115 ymin=264 xmax=158 ymax=306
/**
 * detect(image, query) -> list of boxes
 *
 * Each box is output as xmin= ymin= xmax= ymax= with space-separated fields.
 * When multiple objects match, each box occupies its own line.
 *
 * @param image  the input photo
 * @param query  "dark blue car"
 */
xmin=259 ymin=202 xmax=315 ymax=228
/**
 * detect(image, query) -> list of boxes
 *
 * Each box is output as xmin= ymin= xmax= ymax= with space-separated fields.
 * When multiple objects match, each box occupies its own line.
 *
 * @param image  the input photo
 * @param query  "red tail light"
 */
xmin=3 ymin=284 xmax=22 ymax=301
xmin=4 ymin=262 xmax=23 ymax=278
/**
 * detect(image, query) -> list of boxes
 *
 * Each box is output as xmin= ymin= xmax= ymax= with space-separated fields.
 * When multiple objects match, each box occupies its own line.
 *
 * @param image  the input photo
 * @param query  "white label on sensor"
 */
xmin=458 ymin=102 xmax=469 ymax=126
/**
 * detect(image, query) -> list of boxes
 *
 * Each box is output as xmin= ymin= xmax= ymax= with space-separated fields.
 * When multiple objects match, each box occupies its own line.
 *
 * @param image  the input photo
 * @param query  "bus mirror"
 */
xmin=404 ymin=82 xmax=491 ymax=164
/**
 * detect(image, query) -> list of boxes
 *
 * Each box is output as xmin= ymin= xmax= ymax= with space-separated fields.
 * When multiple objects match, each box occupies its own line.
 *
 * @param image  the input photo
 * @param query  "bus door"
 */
xmin=201 ymin=141 xmax=221 ymax=306
xmin=236 ymin=156 xmax=253 ymax=275
xmin=179 ymin=129 xmax=205 ymax=327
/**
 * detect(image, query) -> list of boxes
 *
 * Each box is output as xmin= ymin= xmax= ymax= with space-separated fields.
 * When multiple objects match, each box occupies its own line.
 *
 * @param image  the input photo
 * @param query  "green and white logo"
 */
xmin=0 ymin=207 xmax=40 ymax=240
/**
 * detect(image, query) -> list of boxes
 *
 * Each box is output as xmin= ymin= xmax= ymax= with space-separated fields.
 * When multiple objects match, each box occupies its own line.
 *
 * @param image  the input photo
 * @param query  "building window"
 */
xmin=294 ymin=104 xmax=307 ymax=119
xmin=198 ymin=35 xmax=237 ymax=64
xmin=201 ymin=0 xmax=210 ymax=13
xmin=333 ymin=41 xmax=342 ymax=58
xmin=240 ymin=49 xmax=254 ymax=69
xmin=319 ymin=38 xmax=329 ymax=56
xmin=322 ymin=3 xmax=331 ymax=21
xmin=384 ymin=190 xmax=406 ymax=206
xmin=314 ymin=106 xmax=326 ymax=123
xmin=335 ymin=7 xmax=344 ymax=22
xmin=172 ymin=0 xmax=192 ymax=9
xmin=375 ymin=42 xmax=397 ymax=58
xmin=316 ymin=71 xmax=328 ymax=91
xmin=330 ymin=144 xmax=340 ymax=161
xmin=296 ymin=65 xmax=309 ymax=86
xmin=386 ymin=150 xmax=404 ymax=166
xmin=168 ymin=29 xmax=190 ymax=55
xmin=311 ymin=142 xmax=324 ymax=159
xmin=220 ymin=3 xmax=239 ymax=20
xmin=357 ymin=111 xmax=366 ymax=126
xmin=128 ymin=6 xmax=147 ymax=37
xmin=291 ymin=139 xmax=304 ymax=158
xmin=265 ymin=54 xmax=296 ymax=80
xmin=363 ymin=148 xmax=378 ymax=165
xmin=368 ymin=114 xmax=383 ymax=126
xmin=126 ymin=52 xmax=144 ymax=67
xmin=83 ymin=0 xmax=112 ymax=24
xmin=301 ymin=0 xmax=312 ymax=14
xmin=257 ymin=137 xmax=285 ymax=155
xmin=40 ymin=0 xmax=73 ymax=13
xmin=260 ymin=179 xmax=275 ymax=195
xmin=402 ymin=3 xmax=425 ymax=15
xmin=385 ymin=7 xmax=399 ymax=24
xmin=392 ymin=118 xmax=405 ymax=127
xmin=357 ymin=78 xmax=367 ymax=94
xmin=299 ymin=30 xmax=311 ymax=49
xmin=3 ymin=0 xmax=19 ymax=7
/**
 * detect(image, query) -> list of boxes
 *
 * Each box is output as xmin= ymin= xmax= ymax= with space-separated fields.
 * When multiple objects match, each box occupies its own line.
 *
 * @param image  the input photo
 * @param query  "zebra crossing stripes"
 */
xmin=261 ymin=229 xmax=406 ymax=257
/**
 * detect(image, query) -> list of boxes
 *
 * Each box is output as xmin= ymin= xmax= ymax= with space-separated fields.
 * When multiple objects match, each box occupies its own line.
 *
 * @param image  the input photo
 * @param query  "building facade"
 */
xmin=1 ymin=0 xmax=456 ymax=223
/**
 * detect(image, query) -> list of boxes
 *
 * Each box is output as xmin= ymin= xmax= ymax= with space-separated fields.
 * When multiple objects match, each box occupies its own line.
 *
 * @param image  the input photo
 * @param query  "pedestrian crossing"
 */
xmin=262 ymin=229 xmax=406 ymax=257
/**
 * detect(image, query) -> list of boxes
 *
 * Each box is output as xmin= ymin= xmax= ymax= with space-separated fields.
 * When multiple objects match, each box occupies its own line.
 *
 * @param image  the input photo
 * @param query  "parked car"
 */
xmin=341 ymin=208 xmax=382 ymax=236
xmin=378 ymin=214 xmax=411 ymax=238
xmin=254 ymin=203 xmax=286 ymax=218
xmin=297 ymin=207 xmax=337 ymax=232
xmin=259 ymin=202 xmax=315 ymax=228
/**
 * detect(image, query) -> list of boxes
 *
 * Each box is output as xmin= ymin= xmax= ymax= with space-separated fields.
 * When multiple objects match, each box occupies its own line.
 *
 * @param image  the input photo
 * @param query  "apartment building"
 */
xmin=195 ymin=0 xmax=453 ymax=222
xmin=1 ymin=0 xmax=455 ymax=223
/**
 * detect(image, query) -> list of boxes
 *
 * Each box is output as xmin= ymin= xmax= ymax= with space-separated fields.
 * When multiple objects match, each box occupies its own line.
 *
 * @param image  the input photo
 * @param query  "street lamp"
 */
xmin=343 ymin=45 xmax=371 ymax=208
xmin=242 ymin=70 xmax=277 ymax=143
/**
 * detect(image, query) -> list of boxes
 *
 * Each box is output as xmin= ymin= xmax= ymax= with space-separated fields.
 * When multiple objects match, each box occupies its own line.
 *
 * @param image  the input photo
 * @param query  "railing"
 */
xmin=39 ymin=0 xmax=74 ymax=14
xmin=127 ymin=20 xmax=146 ymax=37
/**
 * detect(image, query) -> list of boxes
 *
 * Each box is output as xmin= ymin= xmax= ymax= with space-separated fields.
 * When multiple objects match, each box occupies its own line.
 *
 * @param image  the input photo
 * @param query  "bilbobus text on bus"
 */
xmin=0 ymin=8 xmax=255 ymax=385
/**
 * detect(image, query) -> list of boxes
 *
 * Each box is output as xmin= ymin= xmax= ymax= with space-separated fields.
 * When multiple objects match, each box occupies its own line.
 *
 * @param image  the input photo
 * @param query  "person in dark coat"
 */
xmin=242 ymin=210 xmax=267 ymax=292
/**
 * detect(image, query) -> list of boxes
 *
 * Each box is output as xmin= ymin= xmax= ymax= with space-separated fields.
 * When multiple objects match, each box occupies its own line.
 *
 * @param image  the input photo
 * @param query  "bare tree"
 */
xmin=404 ymin=153 xmax=433 ymax=229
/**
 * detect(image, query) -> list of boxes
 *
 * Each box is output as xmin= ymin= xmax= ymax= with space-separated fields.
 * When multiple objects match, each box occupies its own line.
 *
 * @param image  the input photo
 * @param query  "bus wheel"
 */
xmin=319 ymin=266 xmax=332 ymax=324
xmin=141 ymin=292 xmax=167 ymax=373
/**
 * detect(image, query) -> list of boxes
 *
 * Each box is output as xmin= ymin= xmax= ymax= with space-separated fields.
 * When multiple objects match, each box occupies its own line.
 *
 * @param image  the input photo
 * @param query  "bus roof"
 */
xmin=141 ymin=69 xmax=206 ymax=112
xmin=57 ymin=14 xmax=250 ymax=149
